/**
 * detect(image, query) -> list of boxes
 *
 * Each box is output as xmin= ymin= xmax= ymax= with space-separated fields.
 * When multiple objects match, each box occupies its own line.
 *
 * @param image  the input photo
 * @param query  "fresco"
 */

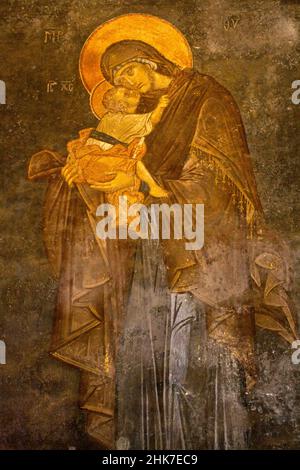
xmin=0 ymin=0 xmax=300 ymax=450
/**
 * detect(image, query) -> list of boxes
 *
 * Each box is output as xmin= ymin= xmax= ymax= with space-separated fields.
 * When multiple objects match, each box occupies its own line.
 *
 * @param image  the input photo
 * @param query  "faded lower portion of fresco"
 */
xmin=0 ymin=0 xmax=300 ymax=450
xmin=116 ymin=239 xmax=249 ymax=450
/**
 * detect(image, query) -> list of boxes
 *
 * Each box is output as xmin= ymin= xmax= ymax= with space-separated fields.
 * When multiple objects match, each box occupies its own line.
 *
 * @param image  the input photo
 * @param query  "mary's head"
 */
xmin=100 ymin=40 xmax=179 ymax=93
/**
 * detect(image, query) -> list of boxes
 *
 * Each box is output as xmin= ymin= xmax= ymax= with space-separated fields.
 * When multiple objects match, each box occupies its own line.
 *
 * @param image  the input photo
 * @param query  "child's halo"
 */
xmin=90 ymin=80 xmax=113 ymax=119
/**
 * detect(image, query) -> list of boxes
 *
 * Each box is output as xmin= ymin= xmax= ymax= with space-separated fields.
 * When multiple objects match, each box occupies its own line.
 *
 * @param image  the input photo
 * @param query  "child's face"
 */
xmin=114 ymin=87 xmax=140 ymax=112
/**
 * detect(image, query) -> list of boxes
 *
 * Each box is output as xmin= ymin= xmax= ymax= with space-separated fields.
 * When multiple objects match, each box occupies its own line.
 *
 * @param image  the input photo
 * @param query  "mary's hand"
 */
xmin=90 ymin=171 xmax=135 ymax=193
xmin=61 ymin=158 xmax=81 ymax=187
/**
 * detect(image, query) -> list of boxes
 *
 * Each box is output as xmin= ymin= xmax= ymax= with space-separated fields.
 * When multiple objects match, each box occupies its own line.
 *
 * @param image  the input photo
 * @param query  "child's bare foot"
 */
xmin=149 ymin=185 xmax=169 ymax=198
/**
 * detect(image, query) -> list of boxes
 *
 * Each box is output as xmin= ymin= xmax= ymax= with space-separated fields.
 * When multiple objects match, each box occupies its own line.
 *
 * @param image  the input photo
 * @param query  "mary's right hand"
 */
xmin=61 ymin=158 xmax=82 ymax=187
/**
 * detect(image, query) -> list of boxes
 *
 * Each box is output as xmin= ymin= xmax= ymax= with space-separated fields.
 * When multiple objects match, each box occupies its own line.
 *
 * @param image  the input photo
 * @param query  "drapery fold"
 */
xmin=28 ymin=67 xmax=297 ymax=447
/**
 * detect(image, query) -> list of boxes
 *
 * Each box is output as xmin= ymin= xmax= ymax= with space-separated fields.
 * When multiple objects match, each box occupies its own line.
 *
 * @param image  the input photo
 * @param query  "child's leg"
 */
xmin=136 ymin=162 xmax=169 ymax=198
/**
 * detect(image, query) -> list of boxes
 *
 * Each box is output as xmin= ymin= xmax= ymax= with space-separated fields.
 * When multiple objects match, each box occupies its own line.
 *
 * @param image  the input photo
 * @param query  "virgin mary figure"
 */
xmin=28 ymin=15 xmax=297 ymax=450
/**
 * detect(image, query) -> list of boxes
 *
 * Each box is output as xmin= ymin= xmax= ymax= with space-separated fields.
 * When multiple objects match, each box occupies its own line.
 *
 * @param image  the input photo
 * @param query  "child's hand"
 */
xmin=159 ymin=95 xmax=170 ymax=108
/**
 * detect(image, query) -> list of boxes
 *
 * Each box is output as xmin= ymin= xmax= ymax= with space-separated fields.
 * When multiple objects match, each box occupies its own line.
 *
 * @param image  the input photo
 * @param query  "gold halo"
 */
xmin=79 ymin=13 xmax=193 ymax=93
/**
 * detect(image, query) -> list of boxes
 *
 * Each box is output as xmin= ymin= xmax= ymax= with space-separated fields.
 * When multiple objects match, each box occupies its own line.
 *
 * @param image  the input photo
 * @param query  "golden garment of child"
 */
xmin=71 ymin=131 xmax=146 ymax=209
xmin=68 ymin=87 xmax=169 ymax=224
xmin=72 ymin=110 xmax=168 ymax=201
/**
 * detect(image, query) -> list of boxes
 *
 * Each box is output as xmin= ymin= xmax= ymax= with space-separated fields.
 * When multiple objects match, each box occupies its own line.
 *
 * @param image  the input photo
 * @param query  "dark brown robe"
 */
xmin=28 ymin=69 xmax=297 ymax=448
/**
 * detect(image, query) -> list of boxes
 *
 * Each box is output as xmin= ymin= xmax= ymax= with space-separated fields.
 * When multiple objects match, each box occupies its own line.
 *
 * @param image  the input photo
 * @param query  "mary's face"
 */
xmin=113 ymin=62 xmax=153 ymax=93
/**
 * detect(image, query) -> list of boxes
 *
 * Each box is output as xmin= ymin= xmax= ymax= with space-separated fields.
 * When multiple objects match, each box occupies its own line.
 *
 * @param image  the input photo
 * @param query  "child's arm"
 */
xmin=150 ymin=95 xmax=170 ymax=126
